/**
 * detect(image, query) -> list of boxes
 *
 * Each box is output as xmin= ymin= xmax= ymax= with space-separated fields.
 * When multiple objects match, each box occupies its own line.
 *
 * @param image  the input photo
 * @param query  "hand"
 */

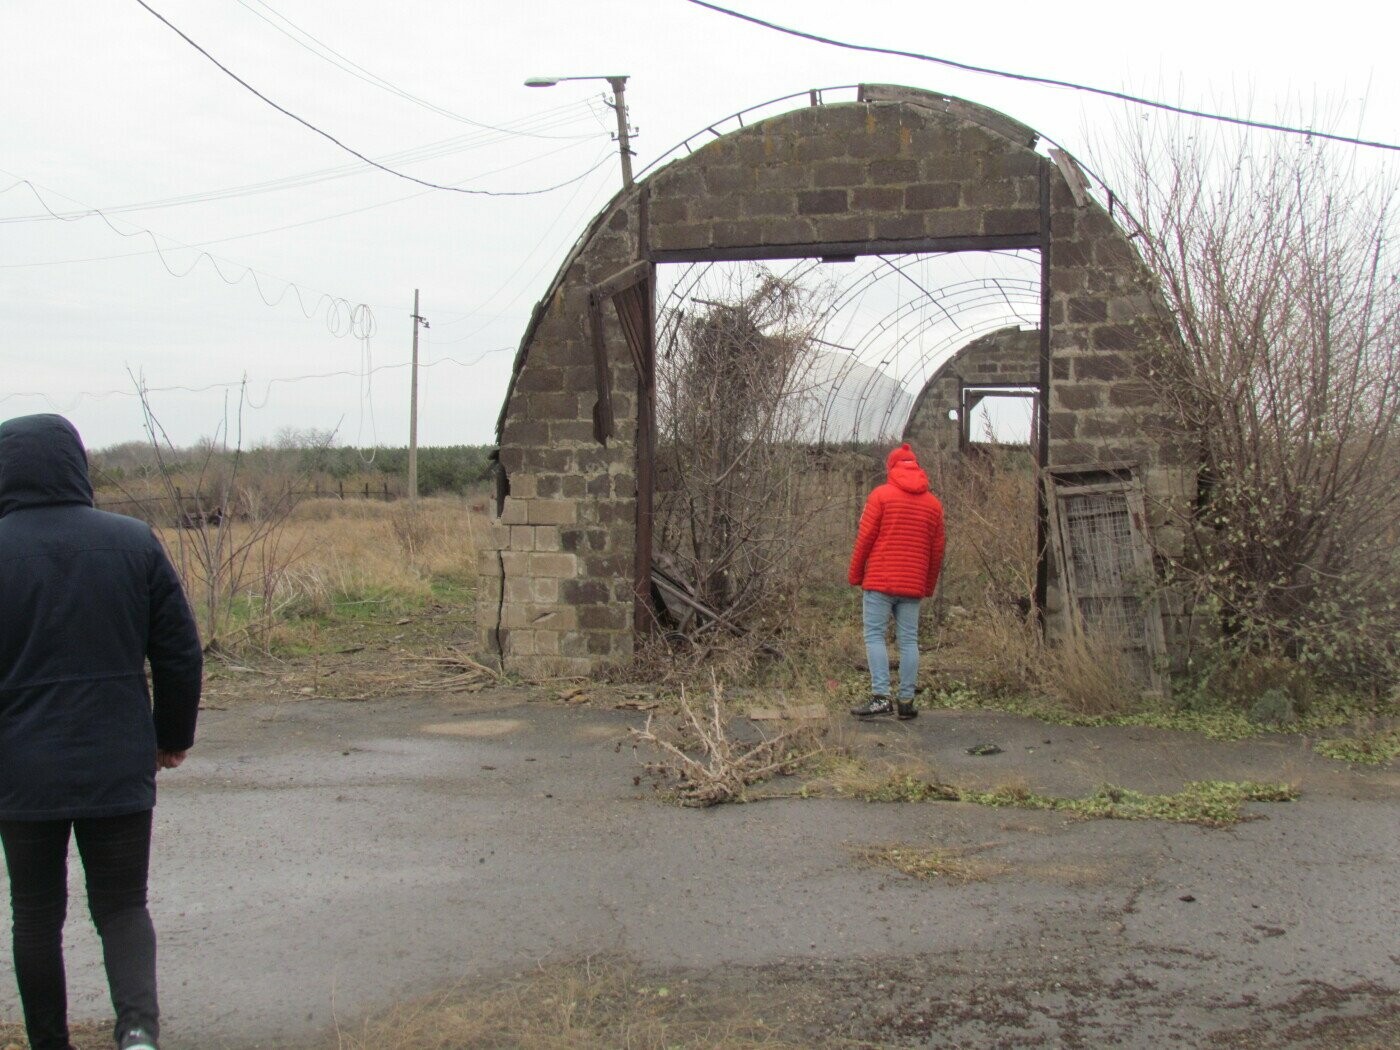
xmin=157 ymin=749 xmax=187 ymax=770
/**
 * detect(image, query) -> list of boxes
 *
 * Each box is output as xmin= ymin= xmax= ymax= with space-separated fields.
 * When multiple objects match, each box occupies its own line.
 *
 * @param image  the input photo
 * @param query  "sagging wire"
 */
xmin=3 ymin=138 xmax=612 ymax=270
xmin=2 ymin=347 xmax=512 ymax=415
xmin=0 ymin=99 xmax=608 ymax=225
xmin=131 ymin=0 xmax=627 ymax=196
xmin=232 ymin=0 xmax=597 ymax=139
xmin=685 ymin=0 xmax=1400 ymax=152
xmin=432 ymin=145 xmax=620 ymax=340
xmin=1 ymin=174 xmax=372 ymax=336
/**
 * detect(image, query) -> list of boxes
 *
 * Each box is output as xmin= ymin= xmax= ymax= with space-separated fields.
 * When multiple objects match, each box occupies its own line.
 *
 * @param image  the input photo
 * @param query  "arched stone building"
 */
xmin=479 ymin=84 xmax=1190 ymax=677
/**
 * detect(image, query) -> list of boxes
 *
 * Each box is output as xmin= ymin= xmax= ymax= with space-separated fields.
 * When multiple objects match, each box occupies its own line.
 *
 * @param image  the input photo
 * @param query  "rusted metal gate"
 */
xmin=1045 ymin=465 xmax=1167 ymax=694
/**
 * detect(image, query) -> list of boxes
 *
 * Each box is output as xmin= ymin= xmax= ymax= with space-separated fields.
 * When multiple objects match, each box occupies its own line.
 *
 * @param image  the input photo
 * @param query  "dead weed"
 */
xmin=853 ymin=842 xmax=1007 ymax=884
xmin=630 ymin=679 xmax=828 ymax=806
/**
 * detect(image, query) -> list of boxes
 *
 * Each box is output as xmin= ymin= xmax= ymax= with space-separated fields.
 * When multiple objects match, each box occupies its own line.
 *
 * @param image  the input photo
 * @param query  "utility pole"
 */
xmin=606 ymin=76 xmax=634 ymax=188
xmin=408 ymin=289 xmax=428 ymax=507
xmin=526 ymin=75 xmax=636 ymax=189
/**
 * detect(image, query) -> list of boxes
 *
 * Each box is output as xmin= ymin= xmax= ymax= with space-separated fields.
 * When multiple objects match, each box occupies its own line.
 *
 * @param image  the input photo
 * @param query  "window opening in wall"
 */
xmin=960 ymin=384 xmax=1039 ymax=452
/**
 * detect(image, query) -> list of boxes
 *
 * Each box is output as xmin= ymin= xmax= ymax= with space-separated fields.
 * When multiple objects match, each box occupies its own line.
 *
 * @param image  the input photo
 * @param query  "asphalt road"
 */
xmin=2 ymin=693 xmax=1396 ymax=1048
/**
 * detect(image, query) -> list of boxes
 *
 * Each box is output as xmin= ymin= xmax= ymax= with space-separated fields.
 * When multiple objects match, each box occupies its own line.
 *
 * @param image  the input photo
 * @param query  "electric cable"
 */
xmin=432 ymin=146 xmax=619 ymax=337
xmin=131 ymin=0 xmax=618 ymax=195
xmin=232 ymin=0 xmax=582 ymax=138
xmin=1 ymin=348 xmax=514 ymax=413
xmin=0 ymin=99 xmax=607 ymax=224
xmin=1 ymin=140 xmax=614 ymax=270
xmin=0 ymin=174 xmax=372 ymax=333
xmin=684 ymin=0 xmax=1400 ymax=152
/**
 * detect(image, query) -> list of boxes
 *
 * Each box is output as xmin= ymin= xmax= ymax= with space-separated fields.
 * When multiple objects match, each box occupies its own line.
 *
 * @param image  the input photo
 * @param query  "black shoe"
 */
xmin=119 ymin=1027 xmax=158 ymax=1050
xmin=851 ymin=696 xmax=894 ymax=718
xmin=896 ymin=700 xmax=918 ymax=720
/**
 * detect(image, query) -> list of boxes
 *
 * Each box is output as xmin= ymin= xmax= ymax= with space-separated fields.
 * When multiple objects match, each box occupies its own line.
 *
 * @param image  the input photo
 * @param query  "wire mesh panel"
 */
xmin=1049 ymin=476 xmax=1167 ymax=693
xmin=1062 ymin=492 xmax=1135 ymax=599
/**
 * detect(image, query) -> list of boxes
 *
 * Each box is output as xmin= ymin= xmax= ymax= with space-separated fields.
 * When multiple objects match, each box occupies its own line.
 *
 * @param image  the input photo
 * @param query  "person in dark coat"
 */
xmin=0 ymin=414 xmax=202 ymax=1050
xmin=847 ymin=443 xmax=946 ymax=720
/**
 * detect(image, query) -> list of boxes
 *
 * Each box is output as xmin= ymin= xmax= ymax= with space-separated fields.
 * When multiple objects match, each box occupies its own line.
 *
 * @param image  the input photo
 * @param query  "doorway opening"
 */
xmin=646 ymin=249 xmax=1042 ymax=645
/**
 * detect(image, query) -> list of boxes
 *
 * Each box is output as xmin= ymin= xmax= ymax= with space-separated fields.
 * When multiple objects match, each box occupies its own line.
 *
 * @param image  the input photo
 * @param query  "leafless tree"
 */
xmin=1106 ymin=117 xmax=1400 ymax=681
xmin=130 ymin=373 xmax=313 ymax=653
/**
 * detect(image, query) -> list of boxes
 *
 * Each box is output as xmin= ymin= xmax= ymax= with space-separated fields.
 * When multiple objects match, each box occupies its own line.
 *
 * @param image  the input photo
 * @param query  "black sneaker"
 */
xmin=896 ymin=700 xmax=918 ymax=721
xmin=119 ymin=1027 xmax=158 ymax=1050
xmin=850 ymin=696 xmax=894 ymax=718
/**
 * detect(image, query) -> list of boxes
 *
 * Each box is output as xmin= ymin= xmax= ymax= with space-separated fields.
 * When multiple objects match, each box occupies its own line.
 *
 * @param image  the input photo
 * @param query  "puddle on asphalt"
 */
xmin=420 ymin=718 xmax=526 ymax=738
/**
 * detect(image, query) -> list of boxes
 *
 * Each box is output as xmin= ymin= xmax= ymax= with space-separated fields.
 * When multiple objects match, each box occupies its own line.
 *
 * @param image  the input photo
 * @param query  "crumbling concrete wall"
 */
xmin=902 ymin=325 xmax=1040 ymax=458
xmin=480 ymin=86 xmax=1191 ymax=676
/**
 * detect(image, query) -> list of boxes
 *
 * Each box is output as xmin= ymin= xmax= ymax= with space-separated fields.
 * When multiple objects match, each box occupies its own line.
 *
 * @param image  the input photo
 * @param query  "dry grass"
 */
xmin=1040 ymin=628 xmax=1145 ymax=716
xmin=854 ymin=842 xmax=1007 ymax=883
xmin=854 ymin=842 xmax=1113 ymax=887
xmin=154 ymin=496 xmax=486 ymax=653
xmin=1 ymin=1022 xmax=108 ymax=1050
xmin=334 ymin=959 xmax=811 ymax=1050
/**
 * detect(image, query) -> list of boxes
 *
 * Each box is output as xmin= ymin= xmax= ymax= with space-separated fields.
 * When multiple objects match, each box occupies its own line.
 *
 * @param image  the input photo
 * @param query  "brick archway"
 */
xmin=480 ymin=84 xmax=1189 ymax=676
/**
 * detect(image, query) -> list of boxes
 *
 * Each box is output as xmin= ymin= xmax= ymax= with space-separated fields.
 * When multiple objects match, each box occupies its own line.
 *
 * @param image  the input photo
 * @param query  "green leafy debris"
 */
xmin=1313 ymin=728 xmax=1400 ymax=766
xmin=855 ymin=776 xmax=1298 ymax=828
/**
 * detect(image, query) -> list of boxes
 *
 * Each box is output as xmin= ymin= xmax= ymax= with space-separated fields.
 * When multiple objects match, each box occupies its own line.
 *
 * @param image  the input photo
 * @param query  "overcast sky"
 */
xmin=3 ymin=0 xmax=1395 ymax=450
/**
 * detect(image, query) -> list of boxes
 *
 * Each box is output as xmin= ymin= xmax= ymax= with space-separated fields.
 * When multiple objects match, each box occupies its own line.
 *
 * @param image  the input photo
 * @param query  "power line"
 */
xmin=0 ymin=100 xmax=606 ymax=224
xmin=232 ymin=0 xmax=587 ymax=138
xmin=434 ymin=151 xmax=622 ymax=335
xmin=1 ymin=348 xmax=515 ymax=412
xmin=1 ymin=141 xmax=615 ymax=271
xmin=684 ymin=0 xmax=1400 ymax=153
xmin=1 ymin=173 xmax=372 ymax=332
xmin=131 ymin=0 xmax=614 ymax=195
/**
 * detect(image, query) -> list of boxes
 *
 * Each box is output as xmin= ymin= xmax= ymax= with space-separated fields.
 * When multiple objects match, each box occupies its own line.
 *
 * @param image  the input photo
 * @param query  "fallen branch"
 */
xmin=629 ymin=677 xmax=824 ymax=806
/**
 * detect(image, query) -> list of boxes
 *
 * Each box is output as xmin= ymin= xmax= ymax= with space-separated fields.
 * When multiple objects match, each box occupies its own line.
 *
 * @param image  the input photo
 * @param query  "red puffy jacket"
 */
xmin=848 ymin=444 xmax=946 ymax=599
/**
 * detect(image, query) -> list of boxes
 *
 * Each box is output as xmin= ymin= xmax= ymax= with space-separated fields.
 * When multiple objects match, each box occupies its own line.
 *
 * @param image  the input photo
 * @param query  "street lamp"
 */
xmin=526 ymin=74 xmax=634 ymax=188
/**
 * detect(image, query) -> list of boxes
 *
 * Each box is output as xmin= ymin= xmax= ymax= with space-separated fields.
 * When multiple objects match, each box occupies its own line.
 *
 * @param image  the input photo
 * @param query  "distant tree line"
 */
xmin=91 ymin=432 xmax=495 ymax=497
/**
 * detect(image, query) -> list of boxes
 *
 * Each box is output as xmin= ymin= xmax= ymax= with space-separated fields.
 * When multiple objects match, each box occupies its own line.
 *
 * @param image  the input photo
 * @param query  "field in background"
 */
xmin=80 ymin=444 xmax=1393 ymax=757
xmin=144 ymin=495 xmax=495 ymax=704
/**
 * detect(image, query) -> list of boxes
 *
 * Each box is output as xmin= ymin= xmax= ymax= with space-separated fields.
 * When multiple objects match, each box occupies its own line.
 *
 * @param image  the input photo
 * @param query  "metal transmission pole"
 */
xmin=408 ymin=289 xmax=429 ymax=507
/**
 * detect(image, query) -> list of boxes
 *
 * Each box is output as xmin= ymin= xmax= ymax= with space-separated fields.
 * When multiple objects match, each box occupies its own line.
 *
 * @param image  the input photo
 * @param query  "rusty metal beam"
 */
xmin=649 ymin=232 xmax=1039 ymax=265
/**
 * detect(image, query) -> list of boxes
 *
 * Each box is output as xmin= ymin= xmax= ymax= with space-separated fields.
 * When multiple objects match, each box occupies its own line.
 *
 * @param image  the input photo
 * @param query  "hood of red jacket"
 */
xmin=885 ymin=443 xmax=930 ymax=494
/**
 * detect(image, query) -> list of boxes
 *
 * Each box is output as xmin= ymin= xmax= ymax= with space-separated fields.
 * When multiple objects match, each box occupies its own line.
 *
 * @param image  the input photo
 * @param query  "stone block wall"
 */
xmin=644 ymin=102 xmax=1043 ymax=254
xmin=476 ymin=198 xmax=648 ymax=676
xmin=902 ymin=325 xmax=1040 ymax=458
xmin=481 ymin=87 xmax=1193 ymax=676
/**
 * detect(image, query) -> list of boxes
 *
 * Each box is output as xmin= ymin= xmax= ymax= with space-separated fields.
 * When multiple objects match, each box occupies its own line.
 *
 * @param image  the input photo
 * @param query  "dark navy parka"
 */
xmin=0 ymin=414 xmax=202 ymax=820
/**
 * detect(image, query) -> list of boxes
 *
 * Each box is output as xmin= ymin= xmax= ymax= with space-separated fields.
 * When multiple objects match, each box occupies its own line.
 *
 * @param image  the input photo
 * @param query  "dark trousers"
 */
xmin=0 ymin=810 xmax=158 ymax=1050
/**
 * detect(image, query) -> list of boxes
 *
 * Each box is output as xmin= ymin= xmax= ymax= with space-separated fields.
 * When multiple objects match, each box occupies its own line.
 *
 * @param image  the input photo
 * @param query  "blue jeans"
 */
xmin=862 ymin=591 xmax=921 ymax=700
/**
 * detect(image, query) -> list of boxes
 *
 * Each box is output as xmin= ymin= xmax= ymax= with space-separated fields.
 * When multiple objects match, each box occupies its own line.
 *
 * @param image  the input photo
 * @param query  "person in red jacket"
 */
xmin=847 ymin=443 xmax=946 ymax=719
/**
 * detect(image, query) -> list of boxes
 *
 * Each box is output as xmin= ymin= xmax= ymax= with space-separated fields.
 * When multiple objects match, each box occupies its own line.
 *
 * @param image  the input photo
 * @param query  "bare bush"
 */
xmin=654 ymin=271 xmax=831 ymax=643
xmin=1106 ymin=118 xmax=1400 ymax=684
xmin=129 ymin=377 xmax=311 ymax=653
